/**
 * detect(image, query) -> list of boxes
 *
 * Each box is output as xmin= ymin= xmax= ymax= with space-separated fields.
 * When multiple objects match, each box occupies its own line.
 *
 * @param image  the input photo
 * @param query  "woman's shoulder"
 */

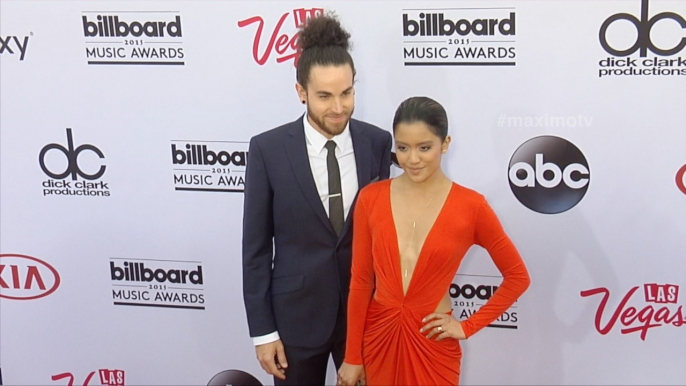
xmin=358 ymin=179 xmax=390 ymax=203
xmin=449 ymin=182 xmax=488 ymax=207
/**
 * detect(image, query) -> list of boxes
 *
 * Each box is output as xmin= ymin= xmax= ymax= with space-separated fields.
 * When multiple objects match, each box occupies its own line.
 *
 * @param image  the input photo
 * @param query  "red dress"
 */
xmin=345 ymin=180 xmax=530 ymax=385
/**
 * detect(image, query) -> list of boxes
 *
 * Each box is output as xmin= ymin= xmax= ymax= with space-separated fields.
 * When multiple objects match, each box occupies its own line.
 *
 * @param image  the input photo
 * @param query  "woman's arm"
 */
xmin=344 ymin=192 xmax=376 ymax=364
xmin=461 ymin=198 xmax=531 ymax=338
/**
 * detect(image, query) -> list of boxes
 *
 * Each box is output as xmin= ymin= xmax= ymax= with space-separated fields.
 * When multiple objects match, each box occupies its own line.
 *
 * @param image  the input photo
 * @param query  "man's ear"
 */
xmin=295 ymin=83 xmax=307 ymax=104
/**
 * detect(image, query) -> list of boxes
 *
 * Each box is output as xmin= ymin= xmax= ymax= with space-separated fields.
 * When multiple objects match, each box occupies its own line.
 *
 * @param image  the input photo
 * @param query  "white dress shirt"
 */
xmin=253 ymin=114 xmax=359 ymax=346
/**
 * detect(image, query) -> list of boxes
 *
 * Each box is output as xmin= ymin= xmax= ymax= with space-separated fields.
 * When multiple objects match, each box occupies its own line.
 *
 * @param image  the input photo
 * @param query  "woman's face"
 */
xmin=394 ymin=121 xmax=450 ymax=184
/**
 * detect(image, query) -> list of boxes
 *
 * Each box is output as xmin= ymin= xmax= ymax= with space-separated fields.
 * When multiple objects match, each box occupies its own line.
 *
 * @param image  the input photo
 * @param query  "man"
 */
xmin=242 ymin=14 xmax=392 ymax=386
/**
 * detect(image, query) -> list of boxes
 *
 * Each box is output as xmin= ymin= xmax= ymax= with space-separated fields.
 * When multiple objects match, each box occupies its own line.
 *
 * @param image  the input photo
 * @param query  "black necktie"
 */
xmin=325 ymin=140 xmax=344 ymax=236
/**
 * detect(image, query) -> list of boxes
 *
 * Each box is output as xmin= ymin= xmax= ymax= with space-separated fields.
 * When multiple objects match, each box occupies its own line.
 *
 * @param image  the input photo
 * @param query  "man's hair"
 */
xmin=296 ymin=13 xmax=356 ymax=89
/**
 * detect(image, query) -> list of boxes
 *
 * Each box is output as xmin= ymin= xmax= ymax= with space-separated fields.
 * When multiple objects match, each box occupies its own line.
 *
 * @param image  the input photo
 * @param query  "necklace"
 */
xmin=400 ymin=176 xmax=449 ymax=279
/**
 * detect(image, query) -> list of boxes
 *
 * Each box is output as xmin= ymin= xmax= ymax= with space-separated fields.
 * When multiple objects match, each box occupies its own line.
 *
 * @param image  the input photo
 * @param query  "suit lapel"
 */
xmin=351 ymin=120 xmax=373 ymax=190
xmin=284 ymin=118 xmax=336 ymax=236
xmin=338 ymin=120 xmax=372 ymax=242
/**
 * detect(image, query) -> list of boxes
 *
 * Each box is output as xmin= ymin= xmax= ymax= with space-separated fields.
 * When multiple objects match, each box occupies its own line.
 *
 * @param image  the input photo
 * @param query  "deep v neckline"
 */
xmin=389 ymin=179 xmax=455 ymax=298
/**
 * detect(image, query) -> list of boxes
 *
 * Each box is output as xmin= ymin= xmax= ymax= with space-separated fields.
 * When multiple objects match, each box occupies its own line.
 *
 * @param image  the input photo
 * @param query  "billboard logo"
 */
xmin=402 ymin=7 xmax=517 ymax=66
xmin=109 ymin=258 xmax=206 ymax=310
xmin=452 ymin=274 xmax=519 ymax=329
xmin=171 ymin=140 xmax=248 ymax=193
xmin=82 ymin=12 xmax=185 ymax=65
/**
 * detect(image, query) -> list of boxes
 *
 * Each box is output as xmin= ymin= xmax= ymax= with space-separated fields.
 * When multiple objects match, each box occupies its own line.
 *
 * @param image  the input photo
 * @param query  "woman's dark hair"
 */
xmin=392 ymin=97 xmax=449 ymax=141
xmin=296 ymin=13 xmax=356 ymax=88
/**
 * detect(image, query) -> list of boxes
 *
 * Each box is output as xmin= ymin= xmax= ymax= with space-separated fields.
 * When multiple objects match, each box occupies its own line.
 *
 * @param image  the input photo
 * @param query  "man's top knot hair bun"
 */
xmin=295 ymin=12 xmax=356 ymax=88
xmin=298 ymin=13 xmax=351 ymax=51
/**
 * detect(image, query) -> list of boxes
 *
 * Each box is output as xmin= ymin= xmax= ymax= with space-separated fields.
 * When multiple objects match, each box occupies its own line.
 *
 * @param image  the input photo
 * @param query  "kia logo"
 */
xmin=0 ymin=254 xmax=61 ymax=300
xmin=676 ymin=164 xmax=686 ymax=195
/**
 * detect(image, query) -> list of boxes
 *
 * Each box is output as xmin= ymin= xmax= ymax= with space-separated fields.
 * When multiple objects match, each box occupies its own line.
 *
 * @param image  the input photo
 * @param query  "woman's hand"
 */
xmin=420 ymin=313 xmax=466 ymax=341
xmin=337 ymin=362 xmax=365 ymax=386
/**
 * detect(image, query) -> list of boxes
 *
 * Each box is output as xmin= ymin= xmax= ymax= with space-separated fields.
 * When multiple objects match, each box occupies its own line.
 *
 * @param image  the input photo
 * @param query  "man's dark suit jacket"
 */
xmin=242 ymin=116 xmax=392 ymax=348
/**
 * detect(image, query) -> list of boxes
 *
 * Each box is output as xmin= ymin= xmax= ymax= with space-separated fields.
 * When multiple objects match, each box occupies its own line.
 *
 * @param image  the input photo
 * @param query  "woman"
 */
xmin=338 ymin=97 xmax=531 ymax=385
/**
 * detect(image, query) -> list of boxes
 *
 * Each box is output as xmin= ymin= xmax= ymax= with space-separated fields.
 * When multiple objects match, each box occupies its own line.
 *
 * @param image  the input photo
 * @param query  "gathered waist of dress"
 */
xmin=371 ymin=293 xmax=453 ymax=312
xmin=368 ymin=296 xmax=451 ymax=320
xmin=363 ymin=298 xmax=462 ymax=356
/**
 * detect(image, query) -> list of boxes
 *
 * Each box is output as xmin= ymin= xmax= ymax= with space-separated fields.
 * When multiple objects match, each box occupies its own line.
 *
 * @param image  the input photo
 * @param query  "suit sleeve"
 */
xmin=379 ymin=131 xmax=392 ymax=180
xmin=242 ymin=136 xmax=278 ymax=337
xmin=344 ymin=191 xmax=375 ymax=365
xmin=461 ymin=199 xmax=531 ymax=338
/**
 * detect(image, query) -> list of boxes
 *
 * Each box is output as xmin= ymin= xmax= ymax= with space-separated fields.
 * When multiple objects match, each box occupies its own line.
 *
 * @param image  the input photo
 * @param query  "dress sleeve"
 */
xmin=344 ymin=191 xmax=376 ymax=365
xmin=461 ymin=198 xmax=531 ymax=338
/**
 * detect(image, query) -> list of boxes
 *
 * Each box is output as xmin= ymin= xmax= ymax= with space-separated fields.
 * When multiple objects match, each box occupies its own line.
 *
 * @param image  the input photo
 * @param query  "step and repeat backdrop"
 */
xmin=1 ymin=0 xmax=685 ymax=385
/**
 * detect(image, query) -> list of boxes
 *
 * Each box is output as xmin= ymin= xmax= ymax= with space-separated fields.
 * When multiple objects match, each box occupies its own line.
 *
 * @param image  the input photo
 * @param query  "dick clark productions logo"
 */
xmin=600 ymin=0 xmax=686 ymax=57
xmin=39 ymin=128 xmax=110 ymax=197
xmin=598 ymin=0 xmax=686 ymax=77
xmin=508 ymin=136 xmax=590 ymax=214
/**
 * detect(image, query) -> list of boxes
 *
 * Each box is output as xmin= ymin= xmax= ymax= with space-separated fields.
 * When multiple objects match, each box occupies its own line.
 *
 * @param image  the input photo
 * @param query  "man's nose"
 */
xmin=330 ymin=97 xmax=343 ymax=114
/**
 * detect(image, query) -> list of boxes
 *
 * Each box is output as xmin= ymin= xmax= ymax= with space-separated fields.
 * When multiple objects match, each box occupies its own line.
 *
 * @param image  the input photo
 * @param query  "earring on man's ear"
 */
xmin=301 ymin=100 xmax=306 ymax=104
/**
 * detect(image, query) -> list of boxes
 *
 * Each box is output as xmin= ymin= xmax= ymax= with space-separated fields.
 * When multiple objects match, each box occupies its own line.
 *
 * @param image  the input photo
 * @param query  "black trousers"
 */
xmin=274 ymin=302 xmax=346 ymax=386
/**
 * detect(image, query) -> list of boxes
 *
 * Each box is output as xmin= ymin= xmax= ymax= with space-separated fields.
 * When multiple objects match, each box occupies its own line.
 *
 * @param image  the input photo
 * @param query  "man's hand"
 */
xmin=255 ymin=339 xmax=288 ymax=380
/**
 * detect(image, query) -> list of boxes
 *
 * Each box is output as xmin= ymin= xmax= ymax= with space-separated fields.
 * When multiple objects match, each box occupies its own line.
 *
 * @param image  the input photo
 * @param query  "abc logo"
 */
xmin=39 ymin=128 xmax=105 ymax=180
xmin=600 ymin=0 xmax=686 ymax=57
xmin=207 ymin=370 xmax=262 ymax=386
xmin=508 ymin=136 xmax=590 ymax=214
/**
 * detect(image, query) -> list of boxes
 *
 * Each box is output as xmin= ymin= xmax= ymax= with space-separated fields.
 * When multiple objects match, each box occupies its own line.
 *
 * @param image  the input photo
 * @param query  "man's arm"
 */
xmin=242 ymin=136 xmax=277 ymax=338
xmin=242 ymin=137 xmax=289 ymax=380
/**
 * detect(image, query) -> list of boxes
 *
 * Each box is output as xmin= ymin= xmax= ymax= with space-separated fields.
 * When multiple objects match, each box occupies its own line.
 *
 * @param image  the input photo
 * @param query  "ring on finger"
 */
xmin=437 ymin=326 xmax=443 ymax=332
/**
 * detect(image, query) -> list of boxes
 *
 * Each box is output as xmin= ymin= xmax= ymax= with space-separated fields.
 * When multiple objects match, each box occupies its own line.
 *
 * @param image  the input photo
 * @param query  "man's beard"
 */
xmin=307 ymin=105 xmax=354 ymax=137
